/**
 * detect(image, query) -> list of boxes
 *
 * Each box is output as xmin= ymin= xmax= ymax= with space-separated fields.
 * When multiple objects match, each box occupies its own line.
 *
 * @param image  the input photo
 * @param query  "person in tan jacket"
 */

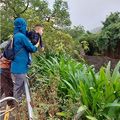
xmin=0 ymin=53 xmax=14 ymax=107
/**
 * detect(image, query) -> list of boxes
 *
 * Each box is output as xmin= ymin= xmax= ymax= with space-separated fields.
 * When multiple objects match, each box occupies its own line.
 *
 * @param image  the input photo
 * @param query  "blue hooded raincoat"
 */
xmin=11 ymin=18 xmax=37 ymax=74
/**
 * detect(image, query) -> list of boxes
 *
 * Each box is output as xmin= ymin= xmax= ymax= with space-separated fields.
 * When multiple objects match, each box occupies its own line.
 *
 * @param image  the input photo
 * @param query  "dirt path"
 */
xmin=85 ymin=55 xmax=119 ymax=71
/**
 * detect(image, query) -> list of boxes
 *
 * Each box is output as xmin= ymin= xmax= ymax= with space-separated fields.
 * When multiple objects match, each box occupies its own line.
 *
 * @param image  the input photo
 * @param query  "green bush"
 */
xmin=30 ymin=54 xmax=120 ymax=119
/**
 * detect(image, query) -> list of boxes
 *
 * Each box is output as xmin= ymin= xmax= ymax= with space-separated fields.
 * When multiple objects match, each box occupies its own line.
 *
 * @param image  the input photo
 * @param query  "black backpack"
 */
xmin=3 ymin=36 xmax=23 ymax=60
xmin=3 ymin=39 xmax=15 ymax=60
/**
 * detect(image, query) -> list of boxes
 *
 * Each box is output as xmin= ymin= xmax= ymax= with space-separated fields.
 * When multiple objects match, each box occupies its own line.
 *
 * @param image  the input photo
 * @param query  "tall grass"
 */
xmin=30 ymin=53 xmax=120 ymax=119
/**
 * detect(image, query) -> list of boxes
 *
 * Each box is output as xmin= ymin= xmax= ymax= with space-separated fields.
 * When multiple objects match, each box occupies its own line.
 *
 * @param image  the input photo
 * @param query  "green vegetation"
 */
xmin=28 ymin=53 xmax=120 ymax=119
xmin=1 ymin=0 xmax=120 ymax=119
xmin=97 ymin=12 xmax=120 ymax=58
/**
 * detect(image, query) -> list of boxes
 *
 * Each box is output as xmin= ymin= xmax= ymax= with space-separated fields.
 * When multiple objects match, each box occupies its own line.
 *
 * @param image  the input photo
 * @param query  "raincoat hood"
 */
xmin=14 ymin=18 xmax=27 ymax=35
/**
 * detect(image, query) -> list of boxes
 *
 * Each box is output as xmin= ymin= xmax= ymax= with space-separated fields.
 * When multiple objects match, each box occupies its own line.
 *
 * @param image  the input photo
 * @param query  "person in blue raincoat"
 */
xmin=11 ymin=18 xmax=39 ymax=102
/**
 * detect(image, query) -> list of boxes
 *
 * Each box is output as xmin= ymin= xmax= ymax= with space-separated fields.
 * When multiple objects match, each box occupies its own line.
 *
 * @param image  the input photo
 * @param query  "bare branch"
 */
xmin=4 ymin=0 xmax=29 ymax=17
xmin=19 ymin=0 xmax=29 ymax=15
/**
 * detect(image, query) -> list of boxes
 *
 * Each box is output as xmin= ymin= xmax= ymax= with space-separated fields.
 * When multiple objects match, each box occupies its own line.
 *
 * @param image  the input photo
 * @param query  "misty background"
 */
xmin=48 ymin=0 xmax=120 ymax=31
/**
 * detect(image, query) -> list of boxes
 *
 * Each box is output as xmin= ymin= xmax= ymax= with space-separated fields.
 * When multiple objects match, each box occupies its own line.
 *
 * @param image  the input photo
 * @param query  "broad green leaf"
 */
xmin=105 ymin=103 xmax=120 ymax=107
xmin=86 ymin=116 xmax=98 ymax=120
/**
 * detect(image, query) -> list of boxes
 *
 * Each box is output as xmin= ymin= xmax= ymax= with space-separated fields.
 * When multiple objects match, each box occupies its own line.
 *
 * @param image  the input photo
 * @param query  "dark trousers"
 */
xmin=0 ymin=68 xmax=13 ymax=106
xmin=12 ymin=74 xmax=26 ymax=103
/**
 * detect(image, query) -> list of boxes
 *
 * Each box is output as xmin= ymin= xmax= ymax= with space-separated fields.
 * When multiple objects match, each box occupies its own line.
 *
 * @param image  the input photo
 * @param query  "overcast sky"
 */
xmin=48 ymin=0 xmax=120 ymax=30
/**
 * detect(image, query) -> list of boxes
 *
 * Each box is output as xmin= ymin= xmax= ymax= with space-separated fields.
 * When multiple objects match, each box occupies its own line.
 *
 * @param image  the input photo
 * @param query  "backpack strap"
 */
xmin=10 ymin=37 xmax=14 ymax=48
xmin=14 ymin=48 xmax=24 ymax=57
xmin=12 ymin=33 xmax=24 ymax=58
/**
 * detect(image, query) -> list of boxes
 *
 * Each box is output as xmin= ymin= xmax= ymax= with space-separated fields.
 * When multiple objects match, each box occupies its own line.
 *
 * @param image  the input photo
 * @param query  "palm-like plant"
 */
xmin=30 ymin=54 xmax=120 ymax=119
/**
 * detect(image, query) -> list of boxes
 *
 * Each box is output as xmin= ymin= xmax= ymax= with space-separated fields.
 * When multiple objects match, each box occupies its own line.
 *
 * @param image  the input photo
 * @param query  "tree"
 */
xmin=1 ymin=0 xmax=30 ymax=40
xmin=97 ymin=12 xmax=120 ymax=58
xmin=0 ymin=0 xmax=51 ymax=40
xmin=102 ymin=12 xmax=120 ymax=29
xmin=1 ymin=0 xmax=29 ymax=18
xmin=65 ymin=26 xmax=85 ymax=41
xmin=52 ymin=0 xmax=71 ymax=27
xmin=79 ymin=32 xmax=99 ymax=55
xmin=28 ymin=0 xmax=51 ymax=21
xmin=42 ymin=22 xmax=75 ymax=55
